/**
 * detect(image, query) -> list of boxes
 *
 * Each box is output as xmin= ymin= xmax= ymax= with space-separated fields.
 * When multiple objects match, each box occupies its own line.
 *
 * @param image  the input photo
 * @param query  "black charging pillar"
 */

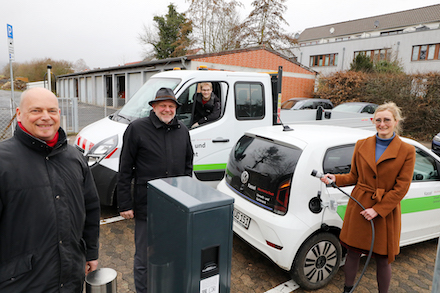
xmin=147 ymin=176 xmax=234 ymax=292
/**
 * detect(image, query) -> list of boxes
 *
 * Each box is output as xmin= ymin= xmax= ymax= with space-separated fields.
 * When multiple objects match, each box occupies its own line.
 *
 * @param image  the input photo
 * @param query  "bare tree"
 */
xmin=138 ymin=25 xmax=158 ymax=60
xmin=236 ymin=0 xmax=296 ymax=53
xmin=72 ymin=59 xmax=90 ymax=72
xmin=186 ymin=0 xmax=243 ymax=53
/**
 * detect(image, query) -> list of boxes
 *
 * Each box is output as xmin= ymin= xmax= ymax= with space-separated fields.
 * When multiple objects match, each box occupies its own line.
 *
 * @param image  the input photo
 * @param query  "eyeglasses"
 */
xmin=374 ymin=118 xmax=394 ymax=125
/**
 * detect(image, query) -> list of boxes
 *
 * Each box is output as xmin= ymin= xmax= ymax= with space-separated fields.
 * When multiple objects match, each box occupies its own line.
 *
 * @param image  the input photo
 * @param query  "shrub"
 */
xmin=316 ymin=71 xmax=440 ymax=141
xmin=350 ymin=54 xmax=373 ymax=72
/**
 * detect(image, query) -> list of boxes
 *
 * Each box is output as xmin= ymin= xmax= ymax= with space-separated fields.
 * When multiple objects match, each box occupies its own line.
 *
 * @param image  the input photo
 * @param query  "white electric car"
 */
xmin=217 ymin=124 xmax=440 ymax=290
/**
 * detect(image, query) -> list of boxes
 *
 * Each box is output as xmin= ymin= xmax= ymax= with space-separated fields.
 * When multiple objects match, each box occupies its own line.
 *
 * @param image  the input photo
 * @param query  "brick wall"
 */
xmin=283 ymin=76 xmax=316 ymax=99
xmin=192 ymin=48 xmax=316 ymax=101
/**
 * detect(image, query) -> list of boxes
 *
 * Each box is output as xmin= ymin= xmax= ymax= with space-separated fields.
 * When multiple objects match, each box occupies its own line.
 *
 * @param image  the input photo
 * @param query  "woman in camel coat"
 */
xmin=322 ymin=102 xmax=416 ymax=293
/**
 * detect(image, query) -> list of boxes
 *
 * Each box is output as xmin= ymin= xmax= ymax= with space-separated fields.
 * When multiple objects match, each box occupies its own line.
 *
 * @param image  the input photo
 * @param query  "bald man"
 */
xmin=0 ymin=88 xmax=100 ymax=292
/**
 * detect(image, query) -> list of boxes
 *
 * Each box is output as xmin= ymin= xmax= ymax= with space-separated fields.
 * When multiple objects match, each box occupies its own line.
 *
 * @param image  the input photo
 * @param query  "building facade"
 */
xmin=56 ymin=47 xmax=316 ymax=108
xmin=293 ymin=4 xmax=440 ymax=75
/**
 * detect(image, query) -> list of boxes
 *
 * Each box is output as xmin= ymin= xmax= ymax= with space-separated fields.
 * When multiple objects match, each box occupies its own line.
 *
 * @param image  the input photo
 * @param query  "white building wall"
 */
xmin=79 ymin=78 xmax=86 ymax=103
xmin=86 ymin=76 xmax=93 ymax=104
xmin=127 ymin=72 xmax=142 ymax=102
xmin=294 ymin=29 xmax=440 ymax=74
xmin=26 ymin=81 xmax=46 ymax=89
xmin=68 ymin=79 xmax=75 ymax=97
xmin=95 ymin=76 xmax=104 ymax=106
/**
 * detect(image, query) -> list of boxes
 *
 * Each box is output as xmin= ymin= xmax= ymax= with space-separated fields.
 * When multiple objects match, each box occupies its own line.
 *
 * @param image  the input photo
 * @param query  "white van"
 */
xmin=75 ymin=68 xmax=375 ymax=205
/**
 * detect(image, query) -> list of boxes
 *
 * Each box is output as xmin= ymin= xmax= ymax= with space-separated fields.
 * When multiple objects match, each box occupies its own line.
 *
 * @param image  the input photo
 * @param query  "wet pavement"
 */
xmin=97 ymin=206 xmax=438 ymax=293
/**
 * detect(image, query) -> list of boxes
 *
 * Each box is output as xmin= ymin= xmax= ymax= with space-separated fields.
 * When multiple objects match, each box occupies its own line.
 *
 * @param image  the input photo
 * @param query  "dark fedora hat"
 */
xmin=148 ymin=87 xmax=181 ymax=108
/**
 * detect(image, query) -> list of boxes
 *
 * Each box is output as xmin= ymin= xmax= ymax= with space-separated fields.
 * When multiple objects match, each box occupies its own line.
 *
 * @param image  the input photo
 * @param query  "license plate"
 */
xmin=233 ymin=208 xmax=251 ymax=229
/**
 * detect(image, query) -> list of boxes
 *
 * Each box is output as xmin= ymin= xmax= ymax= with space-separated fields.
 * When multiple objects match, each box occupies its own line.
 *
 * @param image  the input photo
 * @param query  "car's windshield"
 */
xmin=281 ymin=99 xmax=305 ymax=110
xmin=333 ymin=104 xmax=363 ymax=112
xmin=113 ymin=77 xmax=181 ymax=122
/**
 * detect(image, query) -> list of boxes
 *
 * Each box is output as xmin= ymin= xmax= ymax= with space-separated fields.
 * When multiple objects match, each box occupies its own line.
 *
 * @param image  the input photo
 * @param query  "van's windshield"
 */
xmin=112 ymin=77 xmax=181 ymax=122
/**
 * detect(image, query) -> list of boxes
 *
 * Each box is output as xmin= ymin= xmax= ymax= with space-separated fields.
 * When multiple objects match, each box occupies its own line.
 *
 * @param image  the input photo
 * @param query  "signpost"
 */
xmin=7 ymin=24 xmax=14 ymax=61
xmin=7 ymin=24 xmax=15 ymax=132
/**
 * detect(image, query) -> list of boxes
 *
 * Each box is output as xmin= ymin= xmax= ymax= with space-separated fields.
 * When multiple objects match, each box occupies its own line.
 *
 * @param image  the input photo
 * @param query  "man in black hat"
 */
xmin=117 ymin=87 xmax=194 ymax=292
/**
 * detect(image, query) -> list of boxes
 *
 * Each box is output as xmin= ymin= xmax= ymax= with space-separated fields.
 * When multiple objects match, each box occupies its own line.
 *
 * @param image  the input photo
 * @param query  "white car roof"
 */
xmin=245 ymin=124 xmax=376 ymax=150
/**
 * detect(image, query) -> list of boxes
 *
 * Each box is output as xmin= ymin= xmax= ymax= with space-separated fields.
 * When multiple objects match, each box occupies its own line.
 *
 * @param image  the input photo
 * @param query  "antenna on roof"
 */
xmin=277 ymin=114 xmax=293 ymax=132
xmin=374 ymin=20 xmax=380 ymax=28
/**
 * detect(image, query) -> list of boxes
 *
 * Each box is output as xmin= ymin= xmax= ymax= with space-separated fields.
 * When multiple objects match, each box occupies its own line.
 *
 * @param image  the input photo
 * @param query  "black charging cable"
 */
xmin=311 ymin=170 xmax=375 ymax=293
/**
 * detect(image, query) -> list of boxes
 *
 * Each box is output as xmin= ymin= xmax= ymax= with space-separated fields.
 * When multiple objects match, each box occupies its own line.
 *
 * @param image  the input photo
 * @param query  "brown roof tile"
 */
xmin=298 ymin=4 xmax=440 ymax=41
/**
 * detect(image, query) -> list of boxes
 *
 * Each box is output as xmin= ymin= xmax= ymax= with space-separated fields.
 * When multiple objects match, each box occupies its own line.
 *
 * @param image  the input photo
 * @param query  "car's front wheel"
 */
xmin=290 ymin=232 xmax=342 ymax=290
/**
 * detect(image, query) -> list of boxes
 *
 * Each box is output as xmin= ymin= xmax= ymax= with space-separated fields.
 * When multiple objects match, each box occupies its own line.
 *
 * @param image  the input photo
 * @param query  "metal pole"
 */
xmin=47 ymin=65 xmax=52 ymax=92
xmin=432 ymin=236 xmax=440 ymax=293
xmin=9 ymin=59 xmax=15 ymax=132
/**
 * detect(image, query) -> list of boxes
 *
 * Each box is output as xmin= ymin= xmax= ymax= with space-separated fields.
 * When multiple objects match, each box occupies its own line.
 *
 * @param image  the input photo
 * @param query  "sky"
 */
xmin=1 ymin=0 xmax=439 ymax=70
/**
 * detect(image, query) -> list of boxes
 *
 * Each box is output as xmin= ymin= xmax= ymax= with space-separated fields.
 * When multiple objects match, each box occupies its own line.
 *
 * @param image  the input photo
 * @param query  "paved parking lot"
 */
xmin=98 ymin=208 xmax=437 ymax=293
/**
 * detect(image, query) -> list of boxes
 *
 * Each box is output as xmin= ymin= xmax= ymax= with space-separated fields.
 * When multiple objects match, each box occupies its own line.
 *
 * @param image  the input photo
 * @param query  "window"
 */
xmin=413 ymin=148 xmax=440 ymax=181
xmin=323 ymin=145 xmax=355 ymax=175
xmin=361 ymin=105 xmax=377 ymax=114
xmin=235 ymin=83 xmax=265 ymax=120
xmin=118 ymin=77 xmax=180 ymax=120
xmin=225 ymin=135 xmax=302 ymax=215
xmin=310 ymin=54 xmax=338 ymax=67
xmin=176 ymin=81 xmax=226 ymax=128
xmin=380 ymin=30 xmax=403 ymax=36
xmin=335 ymin=37 xmax=350 ymax=42
xmin=412 ymin=44 xmax=440 ymax=61
xmin=323 ymin=145 xmax=440 ymax=182
xmin=354 ymin=49 xmax=391 ymax=62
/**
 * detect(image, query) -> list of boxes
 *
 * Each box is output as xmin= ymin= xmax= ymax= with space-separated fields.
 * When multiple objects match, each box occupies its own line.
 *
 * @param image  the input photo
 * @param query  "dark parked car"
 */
xmin=332 ymin=102 xmax=378 ymax=114
xmin=432 ymin=132 xmax=440 ymax=156
xmin=281 ymin=98 xmax=333 ymax=110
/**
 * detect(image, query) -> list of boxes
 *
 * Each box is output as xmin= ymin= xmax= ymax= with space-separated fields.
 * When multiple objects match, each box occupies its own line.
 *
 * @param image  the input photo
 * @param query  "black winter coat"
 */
xmin=117 ymin=111 xmax=194 ymax=220
xmin=0 ymin=126 xmax=100 ymax=293
xmin=193 ymin=93 xmax=221 ymax=125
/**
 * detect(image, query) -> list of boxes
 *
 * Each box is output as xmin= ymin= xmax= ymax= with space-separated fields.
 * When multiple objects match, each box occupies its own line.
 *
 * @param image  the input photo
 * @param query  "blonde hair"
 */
xmin=374 ymin=102 xmax=404 ymax=134
xmin=200 ymin=82 xmax=212 ymax=89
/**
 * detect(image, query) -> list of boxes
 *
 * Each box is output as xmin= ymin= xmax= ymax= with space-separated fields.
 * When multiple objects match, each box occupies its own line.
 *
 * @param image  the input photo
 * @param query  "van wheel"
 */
xmin=290 ymin=232 xmax=342 ymax=290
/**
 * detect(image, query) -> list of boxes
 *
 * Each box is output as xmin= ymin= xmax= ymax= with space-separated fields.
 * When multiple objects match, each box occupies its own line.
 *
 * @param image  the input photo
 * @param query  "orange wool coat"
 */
xmin=335 ymin=135 xmax=415 ymax=263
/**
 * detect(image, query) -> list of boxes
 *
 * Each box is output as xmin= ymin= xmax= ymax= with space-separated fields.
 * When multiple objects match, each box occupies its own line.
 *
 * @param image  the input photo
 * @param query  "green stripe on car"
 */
xmin=337 ymin=195 xmax=440 ymax=219
xmin=193 ymin=163 xmax=227 ymax=171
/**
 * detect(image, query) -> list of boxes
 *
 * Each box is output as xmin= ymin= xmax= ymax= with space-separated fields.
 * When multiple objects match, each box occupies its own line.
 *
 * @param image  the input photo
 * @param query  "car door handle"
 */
xmin=212 ymin=138 xmax=229 ymax=143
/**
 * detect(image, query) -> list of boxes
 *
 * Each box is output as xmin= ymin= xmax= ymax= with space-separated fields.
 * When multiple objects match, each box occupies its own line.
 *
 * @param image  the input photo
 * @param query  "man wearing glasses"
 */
xmin=191 ymin=82 xmax=221 ymax=129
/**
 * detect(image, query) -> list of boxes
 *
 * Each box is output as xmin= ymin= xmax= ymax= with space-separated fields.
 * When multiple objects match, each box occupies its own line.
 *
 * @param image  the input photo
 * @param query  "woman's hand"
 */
xmin=360 ymin=208 xmax=378 ymax=221
xmin=320 ymin=174 xmax=335 ymax=185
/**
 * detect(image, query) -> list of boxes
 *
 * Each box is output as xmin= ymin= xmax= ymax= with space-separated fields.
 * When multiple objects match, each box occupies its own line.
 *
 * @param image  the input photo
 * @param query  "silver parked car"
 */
xmin=281 ymin=98 xmax=333 ymax=110
xmin=332 ymin=102 xmax=378 ymax=114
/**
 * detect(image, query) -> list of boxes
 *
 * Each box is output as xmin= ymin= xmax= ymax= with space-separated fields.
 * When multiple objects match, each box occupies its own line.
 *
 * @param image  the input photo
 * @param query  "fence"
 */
xmin=0 ymin=90 xmax=18 ymax=141
xmin=0 ymin=91 xmax=119 ymax=142
xmin=59 ymin=97 xmax=79 ymax=134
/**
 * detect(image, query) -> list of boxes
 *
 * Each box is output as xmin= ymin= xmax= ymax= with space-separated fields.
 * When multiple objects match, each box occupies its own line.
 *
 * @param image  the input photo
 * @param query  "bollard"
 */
xmin=85 ymin=268 xmax=117 ymax=293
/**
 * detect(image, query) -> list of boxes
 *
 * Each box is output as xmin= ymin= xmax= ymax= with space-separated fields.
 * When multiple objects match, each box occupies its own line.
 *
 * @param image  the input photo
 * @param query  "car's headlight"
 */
xmin=433 ymin=135 xmax=440 ymax=143
xmin=86 ymin=135 xmax=118 ymax=167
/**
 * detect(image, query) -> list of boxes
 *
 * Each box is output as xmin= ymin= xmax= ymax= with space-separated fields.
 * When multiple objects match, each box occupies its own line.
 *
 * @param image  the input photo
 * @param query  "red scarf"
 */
xmin=18 ymin=122 xmax=59 ymax=147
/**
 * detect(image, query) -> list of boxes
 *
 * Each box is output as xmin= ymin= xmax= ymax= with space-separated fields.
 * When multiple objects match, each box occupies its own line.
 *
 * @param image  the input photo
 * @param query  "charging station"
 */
xmin=146 ymin=176 xmax=234 ymax=292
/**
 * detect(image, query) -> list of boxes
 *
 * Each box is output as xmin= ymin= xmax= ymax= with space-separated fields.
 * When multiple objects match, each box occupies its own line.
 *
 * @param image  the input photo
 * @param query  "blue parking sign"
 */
xmin=7 ymin=24 xmax=13 ymax=39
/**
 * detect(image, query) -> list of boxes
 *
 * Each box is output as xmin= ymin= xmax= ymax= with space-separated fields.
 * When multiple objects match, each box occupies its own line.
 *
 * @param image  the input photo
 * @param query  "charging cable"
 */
xmin=311 ymin=170 xmax=375 ymax=293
